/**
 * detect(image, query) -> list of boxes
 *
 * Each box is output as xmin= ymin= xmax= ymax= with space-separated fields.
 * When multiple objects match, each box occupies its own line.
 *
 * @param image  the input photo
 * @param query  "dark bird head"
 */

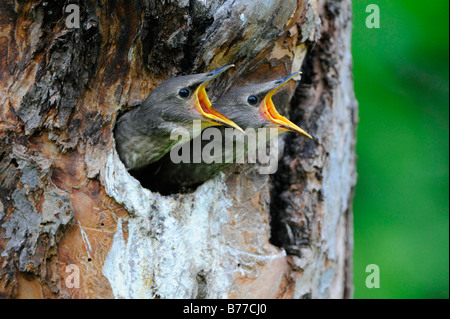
xmin=213 ymin=72 xmax=312 ymax=138
xmin=143 ymin=65 xmax=244 ymax=133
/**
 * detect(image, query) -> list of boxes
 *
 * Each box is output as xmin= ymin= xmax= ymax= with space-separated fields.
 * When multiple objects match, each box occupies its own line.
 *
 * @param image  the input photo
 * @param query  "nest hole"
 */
xmin=128 ymin=154 xmax=204 ymax=196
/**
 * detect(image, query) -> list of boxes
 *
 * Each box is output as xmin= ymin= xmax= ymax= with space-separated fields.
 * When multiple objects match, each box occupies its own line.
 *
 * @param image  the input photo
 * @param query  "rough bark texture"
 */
xmin=0 ymin=0 xmax=357 ymax=298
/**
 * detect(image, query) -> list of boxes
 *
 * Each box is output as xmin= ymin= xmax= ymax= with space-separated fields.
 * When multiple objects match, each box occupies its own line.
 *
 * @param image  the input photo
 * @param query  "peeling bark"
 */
xmin=0 ymin=0 xmax=357 ymax=299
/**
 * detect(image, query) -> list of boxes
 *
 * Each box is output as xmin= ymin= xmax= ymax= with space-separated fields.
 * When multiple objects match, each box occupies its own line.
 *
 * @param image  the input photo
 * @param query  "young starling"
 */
xmin=147 ymin=72 xmax=312 ymax=193
xmin=114 ymin=65 xmax=244 ymax=170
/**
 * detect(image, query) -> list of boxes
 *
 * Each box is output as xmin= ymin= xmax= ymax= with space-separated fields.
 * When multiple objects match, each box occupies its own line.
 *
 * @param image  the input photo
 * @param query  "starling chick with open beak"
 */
xmin=148 ymin=72 xmax=312 ymax=193
xmin=114 ymin=65 xmax=243 ymax=170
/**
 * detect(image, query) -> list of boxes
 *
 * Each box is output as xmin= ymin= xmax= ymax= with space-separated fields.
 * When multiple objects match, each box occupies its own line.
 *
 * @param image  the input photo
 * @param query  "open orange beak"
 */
xmin=194 ymin=65 xmax=245 ymax=134
xmin=260 ymin=72 xmax=312 ymax=139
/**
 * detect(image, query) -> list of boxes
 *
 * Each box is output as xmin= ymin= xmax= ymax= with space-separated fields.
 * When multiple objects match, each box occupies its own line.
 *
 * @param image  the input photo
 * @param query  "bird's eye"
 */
xmin=247 ymin=95 xmax=258 ymax=106
xmin=179 ymin=89 xmax=190 ymax=98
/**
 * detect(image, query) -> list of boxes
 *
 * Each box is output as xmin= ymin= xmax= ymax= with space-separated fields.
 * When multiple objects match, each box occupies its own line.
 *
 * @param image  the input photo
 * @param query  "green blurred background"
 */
xmin=352 ymin=1 xmax=449 ymax=298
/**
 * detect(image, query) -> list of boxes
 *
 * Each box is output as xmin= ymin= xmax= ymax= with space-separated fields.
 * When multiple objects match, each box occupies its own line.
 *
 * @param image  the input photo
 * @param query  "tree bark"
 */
xmin=0 ymin=0 xmax=357 ymax=299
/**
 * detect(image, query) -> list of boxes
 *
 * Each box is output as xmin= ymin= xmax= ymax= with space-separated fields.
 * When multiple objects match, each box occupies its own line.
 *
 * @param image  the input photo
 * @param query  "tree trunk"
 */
xmin=0 ymin=0 xmax=357 ymax=299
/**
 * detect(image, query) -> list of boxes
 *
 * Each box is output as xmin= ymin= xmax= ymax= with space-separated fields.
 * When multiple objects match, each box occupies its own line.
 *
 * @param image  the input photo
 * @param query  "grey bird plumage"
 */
xmin=146 ymin=72 xmax=312 ymax=193
xmin=113 ymin=66 xmax=243 ymax=170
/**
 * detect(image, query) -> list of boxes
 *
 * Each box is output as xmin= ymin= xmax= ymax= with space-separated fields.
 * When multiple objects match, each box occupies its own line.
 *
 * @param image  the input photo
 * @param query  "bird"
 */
xmin=113 ymin=65 xmax=244 ymax=170
xmin=144 ymin=72 xmax=312 ymax=194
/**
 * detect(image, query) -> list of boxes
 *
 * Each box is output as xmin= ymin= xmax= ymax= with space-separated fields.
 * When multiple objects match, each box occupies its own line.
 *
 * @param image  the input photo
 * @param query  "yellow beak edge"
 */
xmin=194 ymin=65 xmax=245 ymax=134
xmin=261 ymin=72 xmax=312 ymax=139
